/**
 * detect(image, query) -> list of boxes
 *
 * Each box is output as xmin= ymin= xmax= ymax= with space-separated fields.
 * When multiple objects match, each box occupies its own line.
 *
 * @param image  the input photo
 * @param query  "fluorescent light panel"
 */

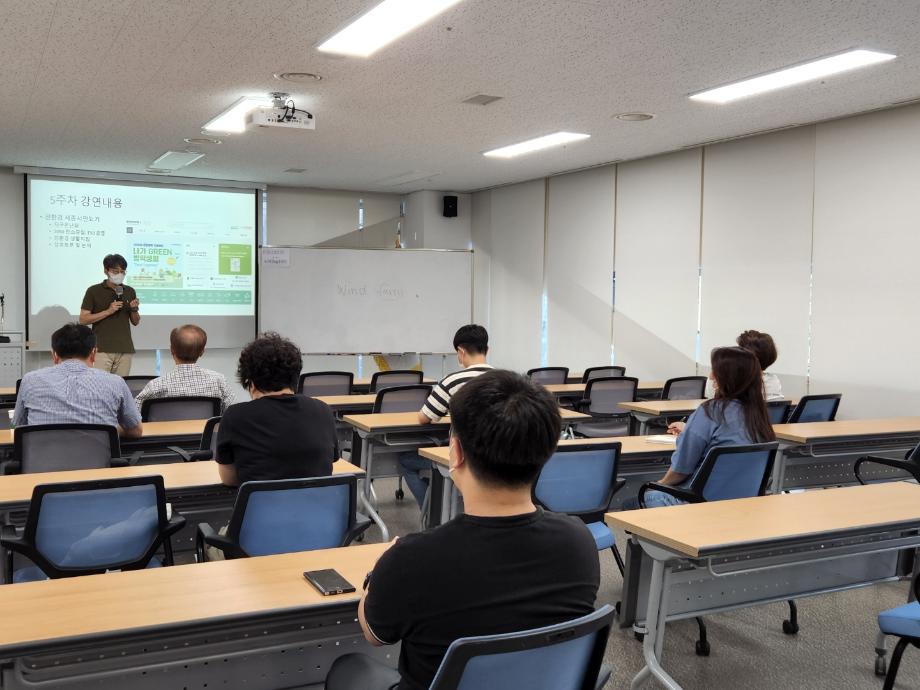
xmin=691 ymin=49 xmax=896 ymax=104
xmin=483 ymin=132 xmax=590 ymax=159
xmin=148 ymin=150 xmax=205 ymax=171
xmin=203 ymin=96 xmax=273 ymax=133
xmin=317 ymin=0 xmax=463 ymax=57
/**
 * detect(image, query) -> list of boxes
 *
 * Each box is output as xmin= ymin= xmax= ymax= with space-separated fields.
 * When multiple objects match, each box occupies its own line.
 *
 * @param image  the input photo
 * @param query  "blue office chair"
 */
xmin=428 ymin=605 xmax=615 ymax=690
xmin=527 ymin=367 xmax=570 ymax=386
xmin=534 ymin=443 xmax=626 ymax=575
xmin=298 ymin=371 xmax=354 ymax=397
xmin=854 ymin=440 xmax=920 ymax=485
xmin=573 ymin=377 xmax=638 ymax=438
xmin=639 ymin=442 xmax=780 ymax=656
xmin=169 ymin=416 xmax=221 ymax=462
xmin=876 ymin=572 xmax=920 ymax=689
xmin=0 ymin=475 xmax=186 ymax=583
xmin=767 ymin=400 xmax=792 ymax=424
xmin=581 ymin=366 xmax=625 ymax=382
xmin=785 ymin=393 xmax=841 ymax=423
xmin=196 ymin=475 xmax=370 ymax=561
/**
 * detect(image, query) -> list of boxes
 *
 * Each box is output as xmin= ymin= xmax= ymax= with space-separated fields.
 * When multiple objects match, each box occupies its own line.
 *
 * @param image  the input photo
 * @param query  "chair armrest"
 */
xmin=0 ymin=527 xmax=27 ymax=554
xmin=110 ymin=457 xmax=130 ymax=468
xmin=853 ymin=456 xmax=920 ymax=485
xmin=196 ymin=522 xmax=234 ymax=562
xmin=638 ymin=482 xmax=700 ymax=508
xmin=190 ymin=449 xmax=213 ymax=461
xmin=167 ymin=445 xmax=193 ymax=462
xmin=0 ymin=524 xmax=19 ymax=542
xmin=343 ymin=517 xmax=373 ymax=546
xmin=611 ymin=478 xmax=627 ymax=496
xmin=164 ymin=514 xmax=187 ymax=537
xmin=0 ymin=461 xmax=21 ymax=476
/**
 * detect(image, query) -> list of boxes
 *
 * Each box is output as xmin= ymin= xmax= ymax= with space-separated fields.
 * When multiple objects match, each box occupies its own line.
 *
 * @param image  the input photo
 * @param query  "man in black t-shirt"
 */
xmin=326 ymin=370 xmax=600 ymax=690
xmin=215 ymin=333 xmax=336 ymax=486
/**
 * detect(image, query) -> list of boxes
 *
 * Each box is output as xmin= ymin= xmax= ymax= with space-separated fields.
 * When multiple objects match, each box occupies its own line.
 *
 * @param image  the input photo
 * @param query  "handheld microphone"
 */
xmin=114 ymin=285 xmax=124 ymax=302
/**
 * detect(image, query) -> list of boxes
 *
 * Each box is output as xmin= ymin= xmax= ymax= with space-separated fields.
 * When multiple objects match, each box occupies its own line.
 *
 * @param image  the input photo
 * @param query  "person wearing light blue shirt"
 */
xmin=13 ymin=323 xmax=143 ymax=437
xmin=625 ymin=346 xmax=776 ymax=509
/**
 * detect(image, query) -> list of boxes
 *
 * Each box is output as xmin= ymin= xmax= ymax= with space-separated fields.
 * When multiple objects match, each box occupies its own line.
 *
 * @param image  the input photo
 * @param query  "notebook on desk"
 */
xmin=646 ymin=435 xmax=677 ymax=445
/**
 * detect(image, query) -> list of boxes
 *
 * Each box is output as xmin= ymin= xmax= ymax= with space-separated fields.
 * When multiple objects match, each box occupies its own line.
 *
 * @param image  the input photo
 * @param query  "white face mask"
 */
xmin=108 ymin=272 xmax=125 ymax=285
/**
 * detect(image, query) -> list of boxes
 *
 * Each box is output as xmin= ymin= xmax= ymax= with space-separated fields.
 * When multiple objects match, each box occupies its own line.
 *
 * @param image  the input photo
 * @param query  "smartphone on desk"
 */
xmin=303 ymin=569 xmax=356 ymax=596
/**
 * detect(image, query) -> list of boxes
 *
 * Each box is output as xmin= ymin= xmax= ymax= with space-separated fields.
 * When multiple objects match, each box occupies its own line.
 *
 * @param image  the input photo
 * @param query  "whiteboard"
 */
xmin=259 ymin=247 xmax=472 ymax=353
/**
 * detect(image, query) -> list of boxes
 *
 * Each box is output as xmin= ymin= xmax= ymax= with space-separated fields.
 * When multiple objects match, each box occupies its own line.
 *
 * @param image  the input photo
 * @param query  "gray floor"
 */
xmin=366 ymin=476 xmax=920 ymax=690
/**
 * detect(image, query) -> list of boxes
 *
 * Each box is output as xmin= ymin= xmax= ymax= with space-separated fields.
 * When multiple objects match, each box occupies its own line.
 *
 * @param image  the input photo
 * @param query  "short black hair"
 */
xmin=103 ymin=254 xmax=128 ymax=271
xmin=453 ymin=324 xmax=489 ymax=355
xmin=51 ymin=323 xmax=96 ymax=359
xmin=237 ymin=332 xmax=302 ymax=393
xmin=449 ymin=369 xmax=561 ymax=488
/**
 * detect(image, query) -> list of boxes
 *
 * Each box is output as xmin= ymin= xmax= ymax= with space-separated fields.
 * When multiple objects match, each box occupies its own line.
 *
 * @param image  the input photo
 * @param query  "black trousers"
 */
xmin=326 ymin=653 xmax=402 ymax=690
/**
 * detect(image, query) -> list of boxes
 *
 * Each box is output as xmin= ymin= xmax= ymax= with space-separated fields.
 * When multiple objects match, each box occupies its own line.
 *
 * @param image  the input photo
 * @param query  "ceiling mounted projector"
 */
xmin=249 ymin=92 xmax=315 ymax=131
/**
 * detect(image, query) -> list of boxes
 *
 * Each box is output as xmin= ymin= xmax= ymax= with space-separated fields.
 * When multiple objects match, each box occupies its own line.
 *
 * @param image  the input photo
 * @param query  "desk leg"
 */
xmin=358 ymin=491 xmax=389 ymax=542
xmin=631 ymin=555 xmax=682 ymax=690
xmin=633 ymin=413 xmax=651 ymax=436
xmin=771 ymin=444 xmax=790 ymax=494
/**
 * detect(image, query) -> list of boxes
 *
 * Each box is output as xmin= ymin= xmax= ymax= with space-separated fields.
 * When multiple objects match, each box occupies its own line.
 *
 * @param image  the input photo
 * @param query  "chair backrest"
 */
xmin=689 ymin=442 xmax=779 ymax=502
xmin=13 ymin=424 xmax=120 ymax=474
xmin=581 ymin=366 xmax=625 ymax=382
xmin=372 ymin=385 xmax=433 ymax=413
xmin=527 ymin=367 xmax=570 ymax=386
xmin=369 ymin=370 xmax=424 ymax=393
xmin=141 ymin=396 xmax=222 ymax=422
xmin=123 ymin=375 xmax=156 ymax=397
xmin=200 ymin=416 xmax=221 ymax=455
xmin=298 ymin=371 xmax=354 ymax=397
xmin=429 ymin=605 xmax=614 ymax=690
xmin=786 ymin=394 xmax=841 ymax=424
xmin=662 ymin=376 xmax=707 ymax=400
xmin=584 ymin=377 xmax=638 ymax=415
xmin=767 ymin=400 xmax=791 ymax=424
xmin=226 ymin=476 xmax=358 ymax=558
xmin=22 ymin=475 xmax=169 ymax=577
xmin=534 ymin=443 xmax=621 ymax=521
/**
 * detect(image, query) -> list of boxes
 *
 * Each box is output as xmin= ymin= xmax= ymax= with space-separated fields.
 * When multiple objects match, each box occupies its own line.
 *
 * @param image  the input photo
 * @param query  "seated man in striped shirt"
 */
xmin=398 ymin=324 xmax=492 ymax=506
xmin=135 ymin=325 xmax=236 ymax=413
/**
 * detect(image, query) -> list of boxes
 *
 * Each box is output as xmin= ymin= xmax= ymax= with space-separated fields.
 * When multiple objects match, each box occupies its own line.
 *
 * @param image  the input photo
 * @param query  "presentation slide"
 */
xmin=27 ymin=176 xmax=257 ymax=350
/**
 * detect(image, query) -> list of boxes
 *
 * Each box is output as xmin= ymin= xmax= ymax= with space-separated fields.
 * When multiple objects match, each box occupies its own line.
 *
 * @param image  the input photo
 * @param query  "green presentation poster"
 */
xmin=219 ymin=244 xmax=253 ymax=275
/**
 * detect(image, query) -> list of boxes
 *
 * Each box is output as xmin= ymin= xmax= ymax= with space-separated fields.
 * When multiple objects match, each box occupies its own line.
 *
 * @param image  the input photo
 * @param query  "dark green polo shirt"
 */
xmin=80 ymin=281 xmax=137 ymax=354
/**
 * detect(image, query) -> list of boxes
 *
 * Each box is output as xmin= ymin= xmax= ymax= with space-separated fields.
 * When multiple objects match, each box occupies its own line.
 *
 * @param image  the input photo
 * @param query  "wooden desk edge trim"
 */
xmin=605 ymin=514 xmax=920 ymax=559
xmin=0 ymin=597 xmax=359 ymax=658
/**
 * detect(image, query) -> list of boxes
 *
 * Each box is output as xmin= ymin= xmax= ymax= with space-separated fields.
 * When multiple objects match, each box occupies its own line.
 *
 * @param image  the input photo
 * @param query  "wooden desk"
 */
xmin=314 ymin=393 xmax=377 ymax=412
xmin=0 ymin=418 xmax=208 ymax=448
xmin=0 ymin=543 xmax=393 ymax=685
xmin=770 ymin=416 xmax=920 ymax=493
xmin=420 ymin=435 xmax=676 ymax=528
xmin=547 ymin=381 xmax=666 ymax=396
xmin=351 ymin=376 xmax=436 ymax=393
xmin=606 ymin=483 xmax=920 ymax=689
xmin=0 ymin=386 xmax=15 ymax=398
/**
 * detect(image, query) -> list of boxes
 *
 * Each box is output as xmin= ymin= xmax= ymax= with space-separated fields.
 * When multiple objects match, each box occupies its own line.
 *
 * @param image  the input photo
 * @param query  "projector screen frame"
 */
xmin=23 ymin=171 xmax=262 ymax=350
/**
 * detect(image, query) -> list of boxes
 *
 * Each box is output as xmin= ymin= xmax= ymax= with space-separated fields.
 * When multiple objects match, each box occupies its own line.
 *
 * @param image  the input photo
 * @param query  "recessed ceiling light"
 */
xmin=203 ymin=95 xmax=273 ymax=133
xmin=284 ymin=168 xmax=308 ymax=173
xmin=147 ymin=150 xmax=205 ymax=172
xmin=690 ymin=49 xmax=896 ymax=104
xmin=483 ymin=132 xmax=590 ymax=159
xmin=615 ymin=112 xmax=654 ymax=121
xmin=462 ymin=94 xmax=503 ymax=106
xmin=184 ymin=136 xmax=222 ymax=145
xmin=274 ymin=72 xmax=323 ymax=83
xmin=317 ymin=0 xmax=464 ymax=57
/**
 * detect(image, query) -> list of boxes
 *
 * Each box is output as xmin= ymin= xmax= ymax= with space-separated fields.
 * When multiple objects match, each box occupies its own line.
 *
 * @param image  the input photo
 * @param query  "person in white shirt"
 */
xmin=135 ymin=325 xmax=236 ymax=413
xmin=398 ymin=325 xmax=493 ymax=506
xmin=736 ymin=329 xmax=783 ymax=400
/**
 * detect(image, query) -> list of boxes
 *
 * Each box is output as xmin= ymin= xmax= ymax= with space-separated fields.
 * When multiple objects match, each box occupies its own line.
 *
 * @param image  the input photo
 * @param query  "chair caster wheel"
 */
xmin=634 ymin=631 xmax=644 ymax=642
xmin=875 ymin=657 xmax=887 ymax=677
xmin=695 ymin=640 xmax=711 ymax=657
xmin=355 ymin=533 xmax=365 ymax=543
xmin=782 ymin=620 xmax=799 ymax=635
xmin=395 ymin=489 xmax=405 ymax=501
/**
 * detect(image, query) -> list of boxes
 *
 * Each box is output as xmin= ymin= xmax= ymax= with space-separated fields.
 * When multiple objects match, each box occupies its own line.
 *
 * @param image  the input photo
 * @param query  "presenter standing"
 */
xmin=78 ymin=254 xmax=140 ymax=375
